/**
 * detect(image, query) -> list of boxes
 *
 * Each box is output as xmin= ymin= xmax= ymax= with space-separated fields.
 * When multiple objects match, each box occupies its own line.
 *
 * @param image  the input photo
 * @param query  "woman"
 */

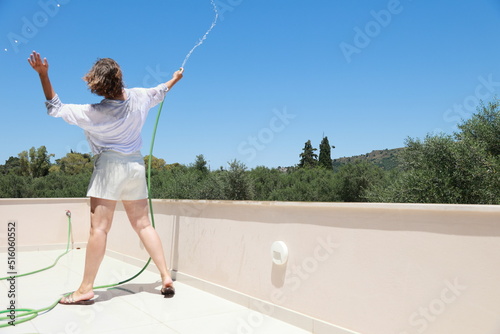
xmin=28 ymin=51 xmax=183 ymax=304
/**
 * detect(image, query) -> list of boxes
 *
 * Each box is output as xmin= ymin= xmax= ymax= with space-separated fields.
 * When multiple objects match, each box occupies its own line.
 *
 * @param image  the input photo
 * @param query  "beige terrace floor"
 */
xmin=0 ymin=248 xmax=311 ymax=334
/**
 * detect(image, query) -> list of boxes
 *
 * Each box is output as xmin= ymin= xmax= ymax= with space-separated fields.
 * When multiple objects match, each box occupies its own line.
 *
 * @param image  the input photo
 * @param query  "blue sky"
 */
xmin=1 ymin=0 xmax=500 ymax=169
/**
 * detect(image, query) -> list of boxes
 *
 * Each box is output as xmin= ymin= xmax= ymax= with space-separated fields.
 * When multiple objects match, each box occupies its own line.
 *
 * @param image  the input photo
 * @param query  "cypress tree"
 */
xmin=319 ymin=136 xmax=334 ymax=169
xmin=299 ymin=140 xmax=318 ymax=168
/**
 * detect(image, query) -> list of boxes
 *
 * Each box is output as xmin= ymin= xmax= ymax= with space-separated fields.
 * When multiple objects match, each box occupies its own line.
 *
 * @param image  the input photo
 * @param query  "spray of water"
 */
xmin=180 ymin=0 xmax=219 ymax=69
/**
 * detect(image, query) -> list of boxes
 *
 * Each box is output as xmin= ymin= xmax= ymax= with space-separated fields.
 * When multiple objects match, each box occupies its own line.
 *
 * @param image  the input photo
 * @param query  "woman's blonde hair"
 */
xmin=83 ymin=58 xmax=124 ymax=99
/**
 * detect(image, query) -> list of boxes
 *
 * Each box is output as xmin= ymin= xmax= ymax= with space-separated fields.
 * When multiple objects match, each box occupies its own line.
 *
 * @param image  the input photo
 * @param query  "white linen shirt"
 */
xmin=45 ymin=83 xmax=169 ymax=155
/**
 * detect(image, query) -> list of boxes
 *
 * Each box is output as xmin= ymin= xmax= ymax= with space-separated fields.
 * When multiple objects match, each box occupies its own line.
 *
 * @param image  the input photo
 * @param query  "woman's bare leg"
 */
xmin=61 ymin=197 xmax=116 ymax=303
xmin=123 ymin=199 xmax=173 ymax=288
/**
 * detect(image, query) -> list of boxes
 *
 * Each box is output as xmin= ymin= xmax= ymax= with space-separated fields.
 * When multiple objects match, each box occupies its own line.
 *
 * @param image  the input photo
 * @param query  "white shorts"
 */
xmin=86 ymin=150 xmax=148 ymax=201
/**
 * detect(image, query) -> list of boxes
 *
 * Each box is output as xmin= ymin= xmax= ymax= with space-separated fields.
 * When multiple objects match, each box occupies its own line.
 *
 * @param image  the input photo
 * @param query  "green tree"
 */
xmin=1 ymin=157 xmax=21 ymax=175
xmin=144 ymin=155 xmax=167 ymax=171
xmin=192 ymin=154 xmax=209 ymax=173
xmin=394 ymin=135 xmax=462 ymax=203
xmin=165 ymin=162 xmax=183 ymax=170
xmin=149 ymin=164 xmax=196 ymax=199
xmin=0 ymin=174 xmax=33 ymax=198
xmin=388 ymin=134 xmax=499 ymax=204
xmin=18 ymin=146 xmax=54 ymax=178
xmin=298 ymin=140 xmax=318 ymax=168
xmin=56 ymin=152 xmax=93 ymax=175
xmin=195 ymin=171 xmax=225 ymax=200
xmin=456 ymin=99 xmax=500 ymax=156
xmin=318 ymin=136 xmax=334 ymax=169
xmin=249 ymin=166 xmax=281 ymax=200
xmin=32 ymin=172 xmax=90 ymax=197
xmin=267 ymin=167 xmax=339 ymax=202
xmin=222 ymin=160 xmax=254 ymax=200
xmin=335 ymin=161 xmax=385 ymax=202
xmin=375 ymin=100 xmax=500 ymax=204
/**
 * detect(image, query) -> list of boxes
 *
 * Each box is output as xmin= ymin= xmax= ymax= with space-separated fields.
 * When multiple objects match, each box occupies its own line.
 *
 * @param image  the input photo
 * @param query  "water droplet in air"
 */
xmin=14 ymin=40 xmax=18 ymax=43
xmin=57 ymin=3 xmax=61 ymax=7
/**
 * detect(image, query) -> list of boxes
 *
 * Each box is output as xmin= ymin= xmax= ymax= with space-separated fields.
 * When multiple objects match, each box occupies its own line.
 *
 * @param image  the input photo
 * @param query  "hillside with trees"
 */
xmin=1 ymin=100 xmax=499 ymax=204
xmin=333 ymin=148 xmax=404 ymax=171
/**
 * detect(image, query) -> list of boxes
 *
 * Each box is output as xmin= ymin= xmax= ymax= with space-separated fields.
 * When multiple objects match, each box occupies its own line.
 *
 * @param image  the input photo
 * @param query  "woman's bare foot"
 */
xmin=162 ymin=272 xmax=174 ymax=286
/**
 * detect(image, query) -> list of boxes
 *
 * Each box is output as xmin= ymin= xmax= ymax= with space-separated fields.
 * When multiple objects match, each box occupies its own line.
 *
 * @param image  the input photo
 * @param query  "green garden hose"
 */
xmin=0 ymin=211 xmax=72 ymax=282
xmin=0 ymin=211 xmax=72 ymax=327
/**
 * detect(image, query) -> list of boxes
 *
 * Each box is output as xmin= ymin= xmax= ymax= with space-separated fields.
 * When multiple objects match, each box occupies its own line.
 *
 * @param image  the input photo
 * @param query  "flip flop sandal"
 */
xmin=161 ymin=286 xmax=175 ymax=298
xmin=59 ymin=292 xmax=95 ymax=305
